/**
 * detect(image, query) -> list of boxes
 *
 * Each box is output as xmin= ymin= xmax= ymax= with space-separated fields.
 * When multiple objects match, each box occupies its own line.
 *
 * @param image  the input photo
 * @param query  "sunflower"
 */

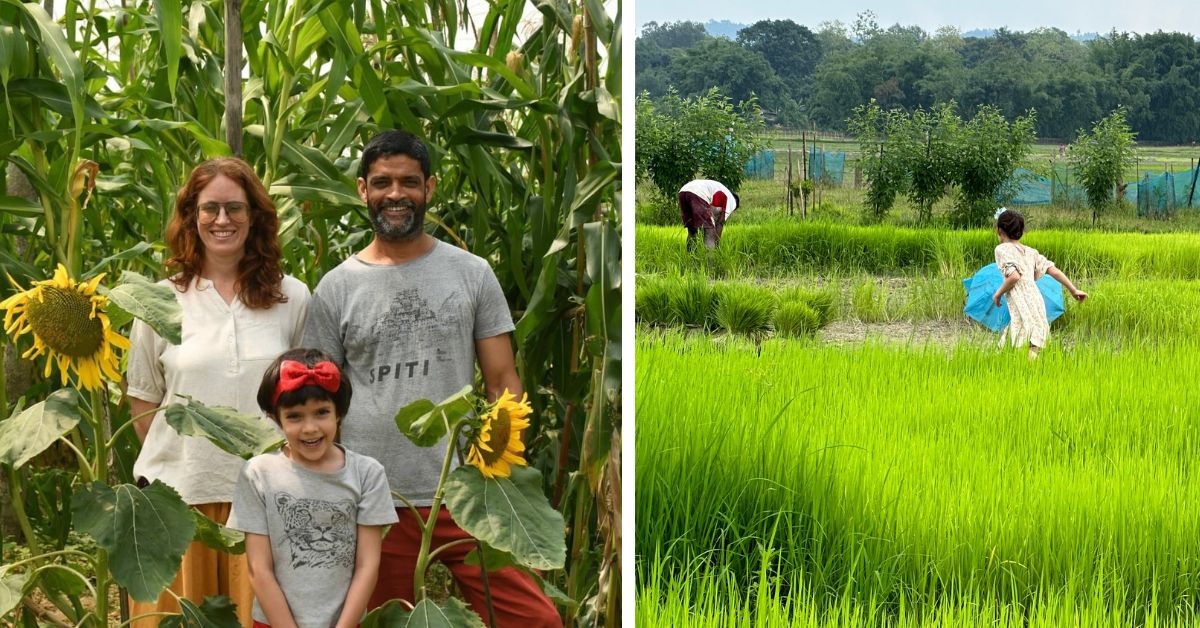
xmin=1 ymin=264 xmax=130 ymax=391
xmin=466 ymin=389 xmax=532 ymax=479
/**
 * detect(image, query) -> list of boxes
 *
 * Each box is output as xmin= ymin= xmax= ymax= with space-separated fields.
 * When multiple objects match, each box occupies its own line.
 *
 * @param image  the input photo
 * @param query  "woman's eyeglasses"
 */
xmin=198 ymin=201 xmax=250 ymax=224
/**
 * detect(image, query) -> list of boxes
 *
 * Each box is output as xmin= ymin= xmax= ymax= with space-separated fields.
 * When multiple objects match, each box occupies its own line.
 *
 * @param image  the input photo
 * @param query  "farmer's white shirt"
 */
xmin=128 ymin=275 xmax=309 ymax=504
xmin=680 ymin=179 xmax=738 ymax=217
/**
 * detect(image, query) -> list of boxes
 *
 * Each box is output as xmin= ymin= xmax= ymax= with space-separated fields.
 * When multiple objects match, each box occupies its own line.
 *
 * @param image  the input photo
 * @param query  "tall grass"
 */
xmin=637 ymin=333 xmax=1200 ymax=625
xmin=636 ymin=221 xmax=1200 ymax=280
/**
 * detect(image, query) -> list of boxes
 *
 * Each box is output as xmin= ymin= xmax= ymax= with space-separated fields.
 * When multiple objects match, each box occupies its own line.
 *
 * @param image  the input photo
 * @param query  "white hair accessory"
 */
xmin=993 ymin=207 xmax=1008 ymax=221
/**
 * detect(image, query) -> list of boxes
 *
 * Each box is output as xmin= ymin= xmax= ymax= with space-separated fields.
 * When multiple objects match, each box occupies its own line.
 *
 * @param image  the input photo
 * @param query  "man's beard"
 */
xmin=369 ymin=197 xmax=426 ymax=242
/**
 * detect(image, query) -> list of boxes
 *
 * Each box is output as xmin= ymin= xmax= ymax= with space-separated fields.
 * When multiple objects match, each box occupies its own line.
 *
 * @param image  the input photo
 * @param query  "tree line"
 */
xmin=636 ymin=14 xmax=1200 ymax=143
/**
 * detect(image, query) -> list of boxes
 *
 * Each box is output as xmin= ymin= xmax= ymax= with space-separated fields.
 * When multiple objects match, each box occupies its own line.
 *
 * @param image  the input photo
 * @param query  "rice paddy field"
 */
xmin=635 ymin=204 xmax=1200 ymax=625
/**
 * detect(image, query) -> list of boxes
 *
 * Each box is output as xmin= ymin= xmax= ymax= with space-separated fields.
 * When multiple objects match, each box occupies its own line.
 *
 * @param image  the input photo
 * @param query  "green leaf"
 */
xmin=463 ymin=541 xmax=514 ymax=572
xmin=164 ymin=395 xmax=283 ymax=459
xmin=270 ymin=177 xmax=364 ymax=208
xmin=152 ymin=0 xmax=182 ymax=96
xmin=192 ymin=509 xmax=246 ymax=554
xmin=535 ymin=575 xmax=576 ymax=610
xmin=0 ymin=389 xmax=81 ymax=469
xmin=393 ymin=385 xmax=474 ymax=447
xmin=444 ymin=466 xmax=565 ymax=571
xmin=280 ymin=136 xmax=347 ymax=182
xmin=405 ymin=598 xmax=486 ymax=628
xmin=83 ymin=242 xmax=154 ymax=278
xmin=71 ymin=481 xmax=195 ymax=602
xmin=11 ymin=3 xmax=84 ymax=127
xmin=104 ymin=270 xmax=182 ymax=345
xmin=34 ymin=566 xmax=87 ymax=598
xmin=159 ymin=596 xmax=241 ymax=628
xmin=5 ymin=78 xmax=107 ymax=120
xmin=410 ymin=598 xmax=486 ymax=628
xmin=361 ymin=599 xmax=413 ymax=627
xmin=449 ymin=127 xmax=533 ymax=150
xmin=0 ymin=572 xmax=29 ymax=618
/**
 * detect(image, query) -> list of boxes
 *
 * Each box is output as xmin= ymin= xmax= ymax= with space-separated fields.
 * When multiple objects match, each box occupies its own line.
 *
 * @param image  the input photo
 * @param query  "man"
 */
xmin=302 ymin=130 xmax=561 ymax=627
xmin=679 ymin=178 xmax=739 ymax=250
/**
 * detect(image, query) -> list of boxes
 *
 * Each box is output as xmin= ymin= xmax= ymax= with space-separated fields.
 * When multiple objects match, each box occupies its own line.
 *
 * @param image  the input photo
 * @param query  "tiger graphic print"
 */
xmin=274 ymin=492 xmax=356 ymax=569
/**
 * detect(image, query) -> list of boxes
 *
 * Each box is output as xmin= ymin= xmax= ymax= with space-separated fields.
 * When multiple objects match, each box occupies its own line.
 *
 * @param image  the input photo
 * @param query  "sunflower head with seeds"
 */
xmin=1 ymin=264 xmax=130 ymax=391
xmin=465 ymin=389 xmax=531 ymax=479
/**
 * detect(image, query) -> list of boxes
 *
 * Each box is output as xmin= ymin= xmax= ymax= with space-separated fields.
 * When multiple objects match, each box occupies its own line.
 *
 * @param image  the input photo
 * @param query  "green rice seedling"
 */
xmin=851 ymin=278 xmax=890 ymax=322
xmin=779 ymin=284 xmax=840 ymax=327
xmin=635 ymin=274 xmax=675 ymax=325
xmin=636 ymin=333 xmax=1200 ymax=626
xmin=775 ymin=300 xmax=821 ymax=338
xmin=713 ymin=283 xmax=777 ymax=338
xmin=636 ymin=221 xmax=1200 ymax=281
xmin=669 ymin=274 xmax=719 ymax=329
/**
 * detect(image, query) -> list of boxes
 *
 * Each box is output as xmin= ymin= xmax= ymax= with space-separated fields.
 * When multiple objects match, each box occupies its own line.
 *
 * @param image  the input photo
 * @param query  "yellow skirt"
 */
xmin=126 ymin=502 xmax=253 ymax=627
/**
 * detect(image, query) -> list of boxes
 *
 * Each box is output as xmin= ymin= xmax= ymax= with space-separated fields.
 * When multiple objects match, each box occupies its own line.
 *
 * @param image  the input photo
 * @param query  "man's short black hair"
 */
xmin=732 ymin=191 xmax=741 ymax=209
xmin=359 ymin=130 xmax=431 ymax=180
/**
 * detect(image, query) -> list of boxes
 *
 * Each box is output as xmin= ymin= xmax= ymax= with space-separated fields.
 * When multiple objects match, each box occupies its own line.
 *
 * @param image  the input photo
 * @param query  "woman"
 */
xmin=126 ymin=157 xmax=309 ymax=626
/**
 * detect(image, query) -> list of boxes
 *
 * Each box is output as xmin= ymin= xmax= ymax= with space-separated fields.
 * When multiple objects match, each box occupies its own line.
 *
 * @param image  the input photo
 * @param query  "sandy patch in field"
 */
xmin=819 ymin=319 xmax=985 ymax=346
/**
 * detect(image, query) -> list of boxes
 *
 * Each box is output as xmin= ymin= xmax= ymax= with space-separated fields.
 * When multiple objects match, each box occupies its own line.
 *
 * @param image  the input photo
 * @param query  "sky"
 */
xmin=633 ymin=0 xmax=1200 ymax=37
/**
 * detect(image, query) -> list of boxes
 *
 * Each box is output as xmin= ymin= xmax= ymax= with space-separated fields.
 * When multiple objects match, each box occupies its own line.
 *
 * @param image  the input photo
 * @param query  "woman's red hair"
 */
xmin=165 ymin=158 xmax=287 ymax=309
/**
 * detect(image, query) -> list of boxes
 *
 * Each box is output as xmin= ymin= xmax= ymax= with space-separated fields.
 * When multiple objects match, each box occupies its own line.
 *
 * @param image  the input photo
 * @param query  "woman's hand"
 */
xmin=1070 ymin=288 xmax=1088 ymax=302
xmin=992 ymin=291 xmax=1003 ymax=307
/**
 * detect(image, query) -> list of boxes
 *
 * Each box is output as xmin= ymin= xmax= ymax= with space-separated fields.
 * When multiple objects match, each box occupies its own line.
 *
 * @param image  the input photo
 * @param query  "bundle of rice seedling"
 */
xmin=774 ymin=300 xmax=821 ymax=339
xmin=713 ymin=283 xmax=777 ymax=338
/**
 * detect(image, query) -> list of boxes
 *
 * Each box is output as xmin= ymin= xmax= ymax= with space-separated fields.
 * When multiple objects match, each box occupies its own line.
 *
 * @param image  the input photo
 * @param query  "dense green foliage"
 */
xmin=848 ymin=100 xmax=1036 ymax=226
xmin=634 ymin=87 xmax=765 ymax=199
xmin=1070 ymin=107 xmax=1138 ymax=216
xmin=636 ymin=17 xmax=1200 ymax=143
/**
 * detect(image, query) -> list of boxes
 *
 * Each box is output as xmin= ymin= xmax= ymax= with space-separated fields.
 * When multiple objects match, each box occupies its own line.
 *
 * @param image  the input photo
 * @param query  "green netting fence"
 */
xmin=743 ymin=150 xmax=775 ymax=179
xmin=808 ymin=148 xmax=845 ymax=185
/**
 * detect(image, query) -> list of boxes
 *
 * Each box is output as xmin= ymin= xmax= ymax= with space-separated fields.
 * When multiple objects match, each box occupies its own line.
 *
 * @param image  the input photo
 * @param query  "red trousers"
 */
xmin=369 ymin=507 xmax=562 ymax=628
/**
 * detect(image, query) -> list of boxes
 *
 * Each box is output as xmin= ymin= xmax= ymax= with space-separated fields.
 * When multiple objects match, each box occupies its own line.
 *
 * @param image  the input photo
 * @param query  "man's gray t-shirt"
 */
xmin=301 ymin=240 xmax=515 ymax=505
xmin=227 ymin=447 xmax=398 ymax=628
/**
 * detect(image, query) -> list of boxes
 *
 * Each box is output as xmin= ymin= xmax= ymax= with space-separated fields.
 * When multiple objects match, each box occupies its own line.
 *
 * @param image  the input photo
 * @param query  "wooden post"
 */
xmin=787 ymin=146 xmax=793 ymax=217
xmin=225 ymin=0 xmax=244 ymax=156
xmin=801 ymin=132 xmax=808 ymax=216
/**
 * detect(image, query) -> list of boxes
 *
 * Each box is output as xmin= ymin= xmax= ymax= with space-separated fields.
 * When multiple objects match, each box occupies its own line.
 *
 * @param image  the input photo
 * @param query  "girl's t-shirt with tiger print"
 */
xmin=228 ymin=446 xmax=398 ymax=628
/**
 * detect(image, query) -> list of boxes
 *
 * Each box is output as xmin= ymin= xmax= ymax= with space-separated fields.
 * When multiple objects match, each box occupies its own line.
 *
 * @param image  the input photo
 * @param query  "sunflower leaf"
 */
xmin=361 ymin=597 xmax=486 ymax=628
xmin=0 ymin=572 xmax=30 ymax=618
xmin=192 ymin=509 xmax=245 ymax=554
xmin=71 ymin=481 xmax=194 ymax=602
xmin=159 ymin=596 xmax=241 ymax=628
xmin=463 ymin=541 xmax=515 ymax=571
xmin=106 ymin=271 xmax=182 ymax=345
xmin=0 ymin=388 xmax=81 ymax=469
xmin=443 ymin=465 xmax=565 ymax=571
xmin=164 ymin=395 xmax=283 ymax=459
xmin=394 ymin=385 xmax=474 ymax=447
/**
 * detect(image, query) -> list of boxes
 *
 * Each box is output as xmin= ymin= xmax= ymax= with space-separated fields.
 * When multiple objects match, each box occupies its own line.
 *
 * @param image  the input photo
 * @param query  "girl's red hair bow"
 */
xmin=273 ymin=360 xmax=340 ymax=405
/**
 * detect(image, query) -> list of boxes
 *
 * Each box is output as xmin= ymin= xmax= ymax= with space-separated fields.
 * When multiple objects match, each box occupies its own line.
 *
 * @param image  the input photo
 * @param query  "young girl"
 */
xmin=991 ymin=208 xmax=1088 ymax=359
xmin=228 ymin=348 xmax=398 ymax=628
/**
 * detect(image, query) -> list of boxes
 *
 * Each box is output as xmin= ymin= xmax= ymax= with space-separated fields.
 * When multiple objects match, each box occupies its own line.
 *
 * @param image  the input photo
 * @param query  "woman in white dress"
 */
xmin=125 ymin=157 xmax=309 ymax=626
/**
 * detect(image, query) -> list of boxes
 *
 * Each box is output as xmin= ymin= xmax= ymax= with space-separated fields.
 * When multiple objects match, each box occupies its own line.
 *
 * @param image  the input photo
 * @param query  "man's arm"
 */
xmin=476 ymin=333 xmax=522 ymax=402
